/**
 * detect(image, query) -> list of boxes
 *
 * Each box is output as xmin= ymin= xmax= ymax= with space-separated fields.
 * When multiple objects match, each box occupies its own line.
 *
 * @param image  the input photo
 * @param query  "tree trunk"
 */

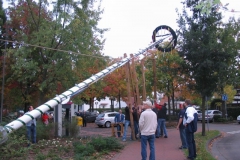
xmin=201 ymin=95 xmax=206 ymax=136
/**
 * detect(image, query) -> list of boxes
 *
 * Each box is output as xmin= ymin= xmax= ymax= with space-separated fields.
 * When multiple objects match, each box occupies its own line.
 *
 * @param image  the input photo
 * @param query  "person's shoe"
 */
xmin=187 ymin=156 xmax=194 ymax=160
xmin=179 ymin=146 xmax=183 ymax=149
xmin=155 ymin=136 xmax=159 ymax=138
xmin=122 ymin=139 xmax=126 ymax=142
xmin=164 ymin=135 xmax=168 ymax=138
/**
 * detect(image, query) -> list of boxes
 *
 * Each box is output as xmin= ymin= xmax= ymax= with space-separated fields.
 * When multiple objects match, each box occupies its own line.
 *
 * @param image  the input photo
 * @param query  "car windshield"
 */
xmin=205 ymin=111 xmax=212 ymax=114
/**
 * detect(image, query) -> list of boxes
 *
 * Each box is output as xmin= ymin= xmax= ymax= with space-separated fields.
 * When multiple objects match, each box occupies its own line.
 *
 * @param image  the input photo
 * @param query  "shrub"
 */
xmin=89 ymin=136 xmax=123 ymax=152
xmin=0 ymin=131 xmax=29 ymax=159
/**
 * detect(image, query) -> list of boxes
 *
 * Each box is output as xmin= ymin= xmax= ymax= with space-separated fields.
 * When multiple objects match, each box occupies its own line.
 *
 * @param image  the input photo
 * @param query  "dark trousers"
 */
xmin=186 ymin=130 xmax=196 ymax=159
xmin=83 ymin=119 xmax=87 ymax=127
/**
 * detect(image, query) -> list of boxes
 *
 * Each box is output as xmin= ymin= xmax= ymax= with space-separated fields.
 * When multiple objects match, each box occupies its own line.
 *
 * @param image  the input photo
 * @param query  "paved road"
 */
xmin=198 ymin=122 xmax=240 ymax=160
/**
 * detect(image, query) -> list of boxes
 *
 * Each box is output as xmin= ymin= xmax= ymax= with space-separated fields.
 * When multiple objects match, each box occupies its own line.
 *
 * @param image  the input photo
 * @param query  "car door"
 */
xmin=108 ymin=113 xmax=117 ymax=123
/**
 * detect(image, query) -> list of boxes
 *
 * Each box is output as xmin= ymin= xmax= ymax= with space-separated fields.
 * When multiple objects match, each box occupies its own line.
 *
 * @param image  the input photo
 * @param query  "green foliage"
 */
xmin=36 ymin=122 xmax=55 ymax=140
xmin=0 ymin=131 xmax=29 ymax=159
xmin=64 ymin=118 xmax=80 ymax=138
xmin=88 ymin=136 xmax=123 ymax=152
xmin=4 ymin=0 xmax=107 ymax=107
xmin=177 ymin=0 xmax=240 ymax=98
xmin=213 ymin=115 xmax=222 ymax=122
xmin=74 ymin=143 xmax=95 ymax=157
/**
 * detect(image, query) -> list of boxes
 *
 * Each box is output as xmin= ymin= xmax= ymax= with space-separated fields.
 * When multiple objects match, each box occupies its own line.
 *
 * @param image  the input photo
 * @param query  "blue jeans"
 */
xmin=156 ymin=119 xmax=167 ymax=137
xmin=134 ymin=121 xmax=139 ymax=137
xmin=141 ymin=134 xmax=155 ymax=160
xmin=27 ymin=124 xmax=36 ymax=143
xmin=123 ymin=120 xmax=130 ymax=140
xmin=179 ymin=127 xmax=187 ymax=148
xmin=116 ymin=124 xmax=122 ymax=137
xmin=186 ymin=130 xmax=196 ymax=159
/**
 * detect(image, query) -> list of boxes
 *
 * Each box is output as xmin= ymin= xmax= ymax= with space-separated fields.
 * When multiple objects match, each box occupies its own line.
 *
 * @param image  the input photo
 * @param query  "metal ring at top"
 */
xmin=152 ymin=25 xmax=177 ymax=52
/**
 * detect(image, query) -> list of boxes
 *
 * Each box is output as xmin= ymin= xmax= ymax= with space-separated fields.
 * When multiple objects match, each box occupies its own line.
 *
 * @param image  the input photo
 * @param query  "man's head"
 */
xmin=28 ymin=106 xmax=33 ymax=111
xmin=119 ymin=109 xmax=122 ymax=114
xmin=185 ymin=99 xmax=191 ymax=106
xmin=142 ymin=101 xmax=152 ymax=109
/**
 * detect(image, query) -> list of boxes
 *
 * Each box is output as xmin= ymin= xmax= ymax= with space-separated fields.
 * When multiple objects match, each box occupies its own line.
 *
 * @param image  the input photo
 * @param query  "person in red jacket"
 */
xmin=42 ymin=113 xmax=49 ymax=125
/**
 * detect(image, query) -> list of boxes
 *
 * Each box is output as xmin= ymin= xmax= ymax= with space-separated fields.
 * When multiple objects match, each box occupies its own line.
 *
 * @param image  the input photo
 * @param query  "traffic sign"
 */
xmin=222 ymin=94 xmax=228 ymax=101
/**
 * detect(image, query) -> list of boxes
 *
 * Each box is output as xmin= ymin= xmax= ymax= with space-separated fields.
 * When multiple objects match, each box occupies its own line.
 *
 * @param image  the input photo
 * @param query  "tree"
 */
xmin=177 ymin=0 xmax=240 ymax=136
xmin=5 ymin=0 xmax=107 ymax=110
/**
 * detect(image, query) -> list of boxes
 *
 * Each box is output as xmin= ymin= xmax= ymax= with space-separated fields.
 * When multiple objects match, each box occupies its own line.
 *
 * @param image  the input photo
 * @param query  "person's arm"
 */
xmin=176 ymin=117 xmax=183 ymax=130
xmin=139 ymin=113 xmax=144 ymax=132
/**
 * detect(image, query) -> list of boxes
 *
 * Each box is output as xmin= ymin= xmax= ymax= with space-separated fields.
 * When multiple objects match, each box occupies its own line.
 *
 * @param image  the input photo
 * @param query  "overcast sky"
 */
xmin=98 ymin=0 xmax=240 ymax=58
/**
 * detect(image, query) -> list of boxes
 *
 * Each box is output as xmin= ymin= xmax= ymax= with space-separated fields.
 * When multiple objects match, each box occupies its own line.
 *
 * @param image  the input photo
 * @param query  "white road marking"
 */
xmin=227 ymin=130 xmax=240 ymax=134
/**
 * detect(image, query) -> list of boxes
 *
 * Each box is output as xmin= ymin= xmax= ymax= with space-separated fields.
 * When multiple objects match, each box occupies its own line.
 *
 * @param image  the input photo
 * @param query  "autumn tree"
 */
xmin=4 ymin=0 xmax=106 ymax=111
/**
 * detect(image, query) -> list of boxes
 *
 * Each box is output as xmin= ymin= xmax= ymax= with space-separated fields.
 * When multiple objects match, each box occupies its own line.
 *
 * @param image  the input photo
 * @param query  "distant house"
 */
xmin=232 ymin=89 xmax=240 ymax=106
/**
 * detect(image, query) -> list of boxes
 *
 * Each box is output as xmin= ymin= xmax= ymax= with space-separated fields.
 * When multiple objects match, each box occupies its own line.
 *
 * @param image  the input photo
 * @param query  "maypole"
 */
xmin=0 ymin=25 xmax=177 ymax=144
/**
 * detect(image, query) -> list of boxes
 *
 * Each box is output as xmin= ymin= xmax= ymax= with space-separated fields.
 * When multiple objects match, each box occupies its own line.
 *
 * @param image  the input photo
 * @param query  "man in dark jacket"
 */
xmin=122 ymin=105 xmax=131 ymax=141
xmin=156 ymin=103 xmax=168 ymax=138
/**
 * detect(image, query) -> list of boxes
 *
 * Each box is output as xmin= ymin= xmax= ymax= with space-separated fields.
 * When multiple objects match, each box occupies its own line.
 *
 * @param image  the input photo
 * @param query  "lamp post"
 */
xmin=110 ymin=96 xmax=115 ymax=112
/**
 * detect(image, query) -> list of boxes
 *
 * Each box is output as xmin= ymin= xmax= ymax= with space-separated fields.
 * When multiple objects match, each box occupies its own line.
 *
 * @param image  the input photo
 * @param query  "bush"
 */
xmin=0 ymin=131 xmax=29 ymax=159
xmin=89 ymin=136 xmax=123 ymax=152
xmin=213 ymin=115 xmax=222 ymax=122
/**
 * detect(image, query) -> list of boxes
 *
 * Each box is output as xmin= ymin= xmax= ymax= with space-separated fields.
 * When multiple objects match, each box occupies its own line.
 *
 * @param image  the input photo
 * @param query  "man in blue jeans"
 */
xmin=183 ymin=99 xmax=197 ymax=160
xmin=114 ymin=109 xmax=125 ymax=137
xmin=122 ymin=105 xmax=131 ymax=141
xmin=177 ymin=104 xmax=188 ymax=149
xmin=156 ymin=103 xmax=168 ymax=138
xmin=26 ymin=106 xmax=37 ymax=145
xmin=139 ymin=101 xmax=157 ymax=160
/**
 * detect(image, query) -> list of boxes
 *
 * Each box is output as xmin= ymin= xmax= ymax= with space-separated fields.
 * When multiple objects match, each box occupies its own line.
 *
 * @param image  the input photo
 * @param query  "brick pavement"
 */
xmin=112 ymin=128 xmax=188 ymax=160
xmin=80 ymin=123 xmax=188 ymax=160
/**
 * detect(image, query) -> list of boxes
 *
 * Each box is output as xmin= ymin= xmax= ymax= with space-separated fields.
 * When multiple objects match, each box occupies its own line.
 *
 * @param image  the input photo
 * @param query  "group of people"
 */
xmin=114 ymin=99 xmax=197 ymax=160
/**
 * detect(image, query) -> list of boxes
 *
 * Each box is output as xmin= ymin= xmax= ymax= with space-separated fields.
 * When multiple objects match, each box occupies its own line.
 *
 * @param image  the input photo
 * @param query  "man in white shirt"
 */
xmin=183 ymin=99 xmax=197 ymax=160
xmin=139 ymin=101 xmax=158 ymax=160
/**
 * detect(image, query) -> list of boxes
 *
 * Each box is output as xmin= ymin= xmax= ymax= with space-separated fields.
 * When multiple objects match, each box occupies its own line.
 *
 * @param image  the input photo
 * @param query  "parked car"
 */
xmin=95 ymin=112 xmax=125 ymax=128
xmin=196 ymin=110 xmax=202 ymax=121
xmin=237 ymin=115 xmax=240 ymax=124
xmin=198 ymin=110 xmax=222 ymax=122
xmin=75 ymin=111 xmax=98 ymax=123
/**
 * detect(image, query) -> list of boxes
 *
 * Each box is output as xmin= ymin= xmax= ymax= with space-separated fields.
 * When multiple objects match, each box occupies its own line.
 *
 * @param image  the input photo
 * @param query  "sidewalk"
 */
xmin=112 ymin=128 xmax=188 ymax=160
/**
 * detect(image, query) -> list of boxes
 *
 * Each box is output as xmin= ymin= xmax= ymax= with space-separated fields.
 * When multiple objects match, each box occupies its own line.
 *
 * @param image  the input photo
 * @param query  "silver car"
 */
xmin=198 ymin=110 xmax=222 ymax=122
xmin=237 ymin=115 xmax=240 ymax=124
xmin=95 ymin=112 xmax=118 ymax=128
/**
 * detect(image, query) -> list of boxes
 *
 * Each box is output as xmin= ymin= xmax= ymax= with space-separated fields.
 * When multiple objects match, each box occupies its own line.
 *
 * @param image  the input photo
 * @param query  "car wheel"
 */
xmin=238 ymin=122 xmax=240 ymax=124
xmin=105 ymin=121 xmax=111 ymax=128
xmin=98 ymin=125 xmax=103 ymax=128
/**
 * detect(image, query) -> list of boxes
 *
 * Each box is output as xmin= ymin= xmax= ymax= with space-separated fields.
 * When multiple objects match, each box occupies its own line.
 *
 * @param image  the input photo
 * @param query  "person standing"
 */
xmin=122 ymin=105 xmax=130 ymax=141
xmin=26 ymin=106 xmax=37 ymax=144
xmin=132 ymin=106 xmax=139 ymax=139
xmin=156 ymin=103 xmax=168 ymax=138
xmin=82 ymin=111 xmax=87 ymax=127
xmin=176 ymin=103 xmax=188 ymax=149
xmin=139 ymin=101 xmax=158 ymax=160
xmin=183 ymin=99 xmax=197 ymax=160
xmin=42 ymin=112 xmax=49 ymax=125
xmin=115 ymin=109 xmax=125 ymax=137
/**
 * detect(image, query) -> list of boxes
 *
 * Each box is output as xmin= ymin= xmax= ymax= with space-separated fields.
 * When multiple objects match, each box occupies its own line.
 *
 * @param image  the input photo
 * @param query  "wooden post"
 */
xmin=141 ymin=59 xmax=146 ymax=101
xmin=124 ymin=53 xmax=135 ymax=141
xmin=153 ymin=56 xmax=157 ymax=100
xmin=130 ymin=54 xmax=141 ymax=105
